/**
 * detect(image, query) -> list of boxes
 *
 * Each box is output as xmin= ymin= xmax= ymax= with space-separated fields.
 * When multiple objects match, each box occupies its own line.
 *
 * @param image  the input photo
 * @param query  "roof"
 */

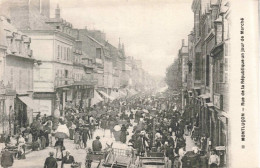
xmin=87 ymin=35 xmax=105 ymax=47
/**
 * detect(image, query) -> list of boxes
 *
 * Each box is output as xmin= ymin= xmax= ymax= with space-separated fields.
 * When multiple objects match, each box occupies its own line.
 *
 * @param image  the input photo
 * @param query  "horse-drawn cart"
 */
xmin=136 ymin=152 xmax=172 ymax=168
xmin=102 ymin=148 xmax=135 ymax=168
xmin=85 ymin=151 xmax=104 ymax=168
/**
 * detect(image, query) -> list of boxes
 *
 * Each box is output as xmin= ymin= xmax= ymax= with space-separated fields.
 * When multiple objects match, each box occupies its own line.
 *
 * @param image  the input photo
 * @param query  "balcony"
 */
xmin=83 ymin=63 xmax=94 ymax=69
xmin=55 ymin=77 xmax=97 ymax=89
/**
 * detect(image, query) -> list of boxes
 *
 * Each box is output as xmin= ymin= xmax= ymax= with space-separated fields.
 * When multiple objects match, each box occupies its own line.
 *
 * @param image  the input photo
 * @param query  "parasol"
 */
xmin=114 ymin=125 xmax=121 ymax=131
xmin=55 ymin=124 xmax=69 ymax=139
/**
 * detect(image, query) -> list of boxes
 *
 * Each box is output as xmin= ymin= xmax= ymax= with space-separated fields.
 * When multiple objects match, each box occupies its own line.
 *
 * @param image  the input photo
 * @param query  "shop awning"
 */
xmin=110 ymin=91 xmax=119 ymax=99
xmin=18 ymin=96 xmax=40 ymax=112
xmin=127 ymin=89 xmax=138 ymax=96
xmin=98 ymin=91 xmax=115 ymax=100
xmin=119 ymin=90 xmax=127 ymax=97
xmin=91 ymin=90 xmax=104 ymax=106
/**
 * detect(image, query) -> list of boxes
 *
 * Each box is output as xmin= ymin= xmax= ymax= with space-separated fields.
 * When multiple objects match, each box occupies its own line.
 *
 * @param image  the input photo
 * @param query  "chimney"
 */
xmin=122 ymin=43 xmax=125 ymax=54
xmin=118 ymin=38 xmax=121 ymax=50
xmin=182 ymin=39 xmax=185 ymax=46
xmin=55 ymin=4 xmax=60 ymax=19
xmin=40 ymin=0 xmax=50 ymax=18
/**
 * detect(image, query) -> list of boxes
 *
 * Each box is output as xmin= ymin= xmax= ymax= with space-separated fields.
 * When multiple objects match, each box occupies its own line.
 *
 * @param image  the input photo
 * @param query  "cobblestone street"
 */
xmin=10 ymin=126 xmax=196 ymax=168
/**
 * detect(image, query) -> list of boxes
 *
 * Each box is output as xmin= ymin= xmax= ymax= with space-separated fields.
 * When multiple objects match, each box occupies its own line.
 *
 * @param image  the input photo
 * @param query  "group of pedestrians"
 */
xmin=0 ymin=90 xmax=222 ymax=168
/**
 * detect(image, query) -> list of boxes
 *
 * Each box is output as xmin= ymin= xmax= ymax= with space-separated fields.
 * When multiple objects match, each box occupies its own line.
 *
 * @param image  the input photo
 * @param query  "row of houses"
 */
xmin=175 ymin=0 xmax=230 ymax=167
xmin=0 ymin=0 xmax=155 ymax=135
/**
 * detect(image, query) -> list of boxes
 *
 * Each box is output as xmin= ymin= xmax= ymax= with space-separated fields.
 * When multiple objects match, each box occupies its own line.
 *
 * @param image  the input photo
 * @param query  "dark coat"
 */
xmin=181 ymin=152 xmax=201 ymax=168
xmin=44 ymin=156 xmax=58 ymax=168
xmin=54 ymin=139 xmax=64 ymax=147
xmin=100 ymin=118 xmax=107 ymax=129
xmin=92 ymin=139 xmax=102 ymax=152
xmin=62 ymin=155 xmax=75 ymax=164
xmin=82 ymin=128 xmax=90 ymax=141
xmin=1 ymin=150 xmax=13 ymax=167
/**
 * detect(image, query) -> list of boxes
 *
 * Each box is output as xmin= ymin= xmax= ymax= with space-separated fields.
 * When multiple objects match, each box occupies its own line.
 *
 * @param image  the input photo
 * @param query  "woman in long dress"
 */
xmin=120 ymin=124 xmax=127 ymax=143
xmin=54 ymin=138 xmax=64 ymax=161
xmin=100 ymin=116 xmax=107 ymax=137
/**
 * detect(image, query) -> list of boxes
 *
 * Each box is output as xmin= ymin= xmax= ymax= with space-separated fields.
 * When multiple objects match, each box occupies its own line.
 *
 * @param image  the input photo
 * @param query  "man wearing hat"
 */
xmin=1 ymin=147 xmax=13 ymax=168
xmin=181 ymin=146 xmax=201 ymax=168
xmin=62 ymin=150 xmax=75 ymax=168
xmin=92 ymin=136 xmax=102 ymax=152
xmin=44 ymin=152 xmax=58 ymax=168
xmin=82 ymin=126 xmax=91 ymax=149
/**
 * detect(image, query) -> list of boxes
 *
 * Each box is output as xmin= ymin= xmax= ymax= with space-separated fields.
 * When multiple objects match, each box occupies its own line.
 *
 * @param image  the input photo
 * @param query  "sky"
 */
xmin=50 ymin=0 xmax=194 ymax=77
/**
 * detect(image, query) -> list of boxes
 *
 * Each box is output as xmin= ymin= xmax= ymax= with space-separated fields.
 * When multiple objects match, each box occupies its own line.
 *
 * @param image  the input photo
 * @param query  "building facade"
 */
xmin=180 ymin=0 xmax=230 ymax=166
xmin=0 ymin=0 xmax=155 ymax=118
xmin=0 ymin=16 xmax=35 ymax=134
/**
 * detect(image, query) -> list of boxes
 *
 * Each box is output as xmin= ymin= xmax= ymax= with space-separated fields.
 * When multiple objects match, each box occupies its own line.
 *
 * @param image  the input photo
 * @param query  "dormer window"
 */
xmin=56 ymin=26 xmax=60 ymax=30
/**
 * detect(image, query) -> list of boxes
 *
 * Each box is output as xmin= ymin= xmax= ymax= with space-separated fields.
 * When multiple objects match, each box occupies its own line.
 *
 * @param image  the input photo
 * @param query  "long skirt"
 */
xmin=120 ymin=131 xmax=127 ymax=143
xmin=55 ymin=146 xmax=63 ymax=160
xmin=69 ymin=129 xmax=74 ymax=140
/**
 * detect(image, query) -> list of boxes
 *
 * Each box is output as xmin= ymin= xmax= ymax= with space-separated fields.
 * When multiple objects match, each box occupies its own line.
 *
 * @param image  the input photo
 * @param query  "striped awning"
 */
xmin=98 ymin=91 xmax=115 ymax=100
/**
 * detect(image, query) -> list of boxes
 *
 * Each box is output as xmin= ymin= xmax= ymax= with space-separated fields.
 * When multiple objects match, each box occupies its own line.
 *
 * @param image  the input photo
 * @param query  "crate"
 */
xmin=113 ymin=148 xmax=132 ymax=157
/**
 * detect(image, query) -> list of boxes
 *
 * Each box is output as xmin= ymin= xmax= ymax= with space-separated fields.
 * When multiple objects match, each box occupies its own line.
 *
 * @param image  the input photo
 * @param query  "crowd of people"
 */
xmin=0 ymin=90 xmax=221 ymax=168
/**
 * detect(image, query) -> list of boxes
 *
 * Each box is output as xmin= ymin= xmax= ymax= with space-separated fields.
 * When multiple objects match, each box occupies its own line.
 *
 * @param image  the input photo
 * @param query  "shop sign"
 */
xmin=214 ymin=94 xmax=223 ymax=110
xmin=215 ymin=146 xmax=226 ymax=150
xmin=33 ymin=93 xmax=55 ymax=99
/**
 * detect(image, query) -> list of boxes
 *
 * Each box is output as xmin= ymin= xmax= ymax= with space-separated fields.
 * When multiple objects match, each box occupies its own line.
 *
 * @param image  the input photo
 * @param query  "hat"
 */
xmin=96 ymin=136 xmax=100 ymax=139
xmin=49 ymin=152 xmax=54 ymax=156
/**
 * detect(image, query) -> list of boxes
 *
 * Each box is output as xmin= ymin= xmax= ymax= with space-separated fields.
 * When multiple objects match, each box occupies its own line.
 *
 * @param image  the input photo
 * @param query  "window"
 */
xmin=206 ymin=55 xmax=210 ymax=86
xmin=64 ymin=47 xmax=67 ymax=60
xmin=67 ymin=48 xmax=70 ymax=61
xmin=28 ymin=70 xmax=30 ymax=90
xmin=96 ymin=48 xmax=101 ymax=59
xmin=65 ymin=70 xmax=68 ymax=78
xmin=10 ymin=68 xmax=13 ymax=88
xmin=195 ymin=53 xmax=201 ymax=80
xmin=219 ymin=62 xmax=224 ymax=83
xmin=57 ymin=45 xmax=60 ymax=60
xmin=61 ymin=46 xmax=63 ymax=60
